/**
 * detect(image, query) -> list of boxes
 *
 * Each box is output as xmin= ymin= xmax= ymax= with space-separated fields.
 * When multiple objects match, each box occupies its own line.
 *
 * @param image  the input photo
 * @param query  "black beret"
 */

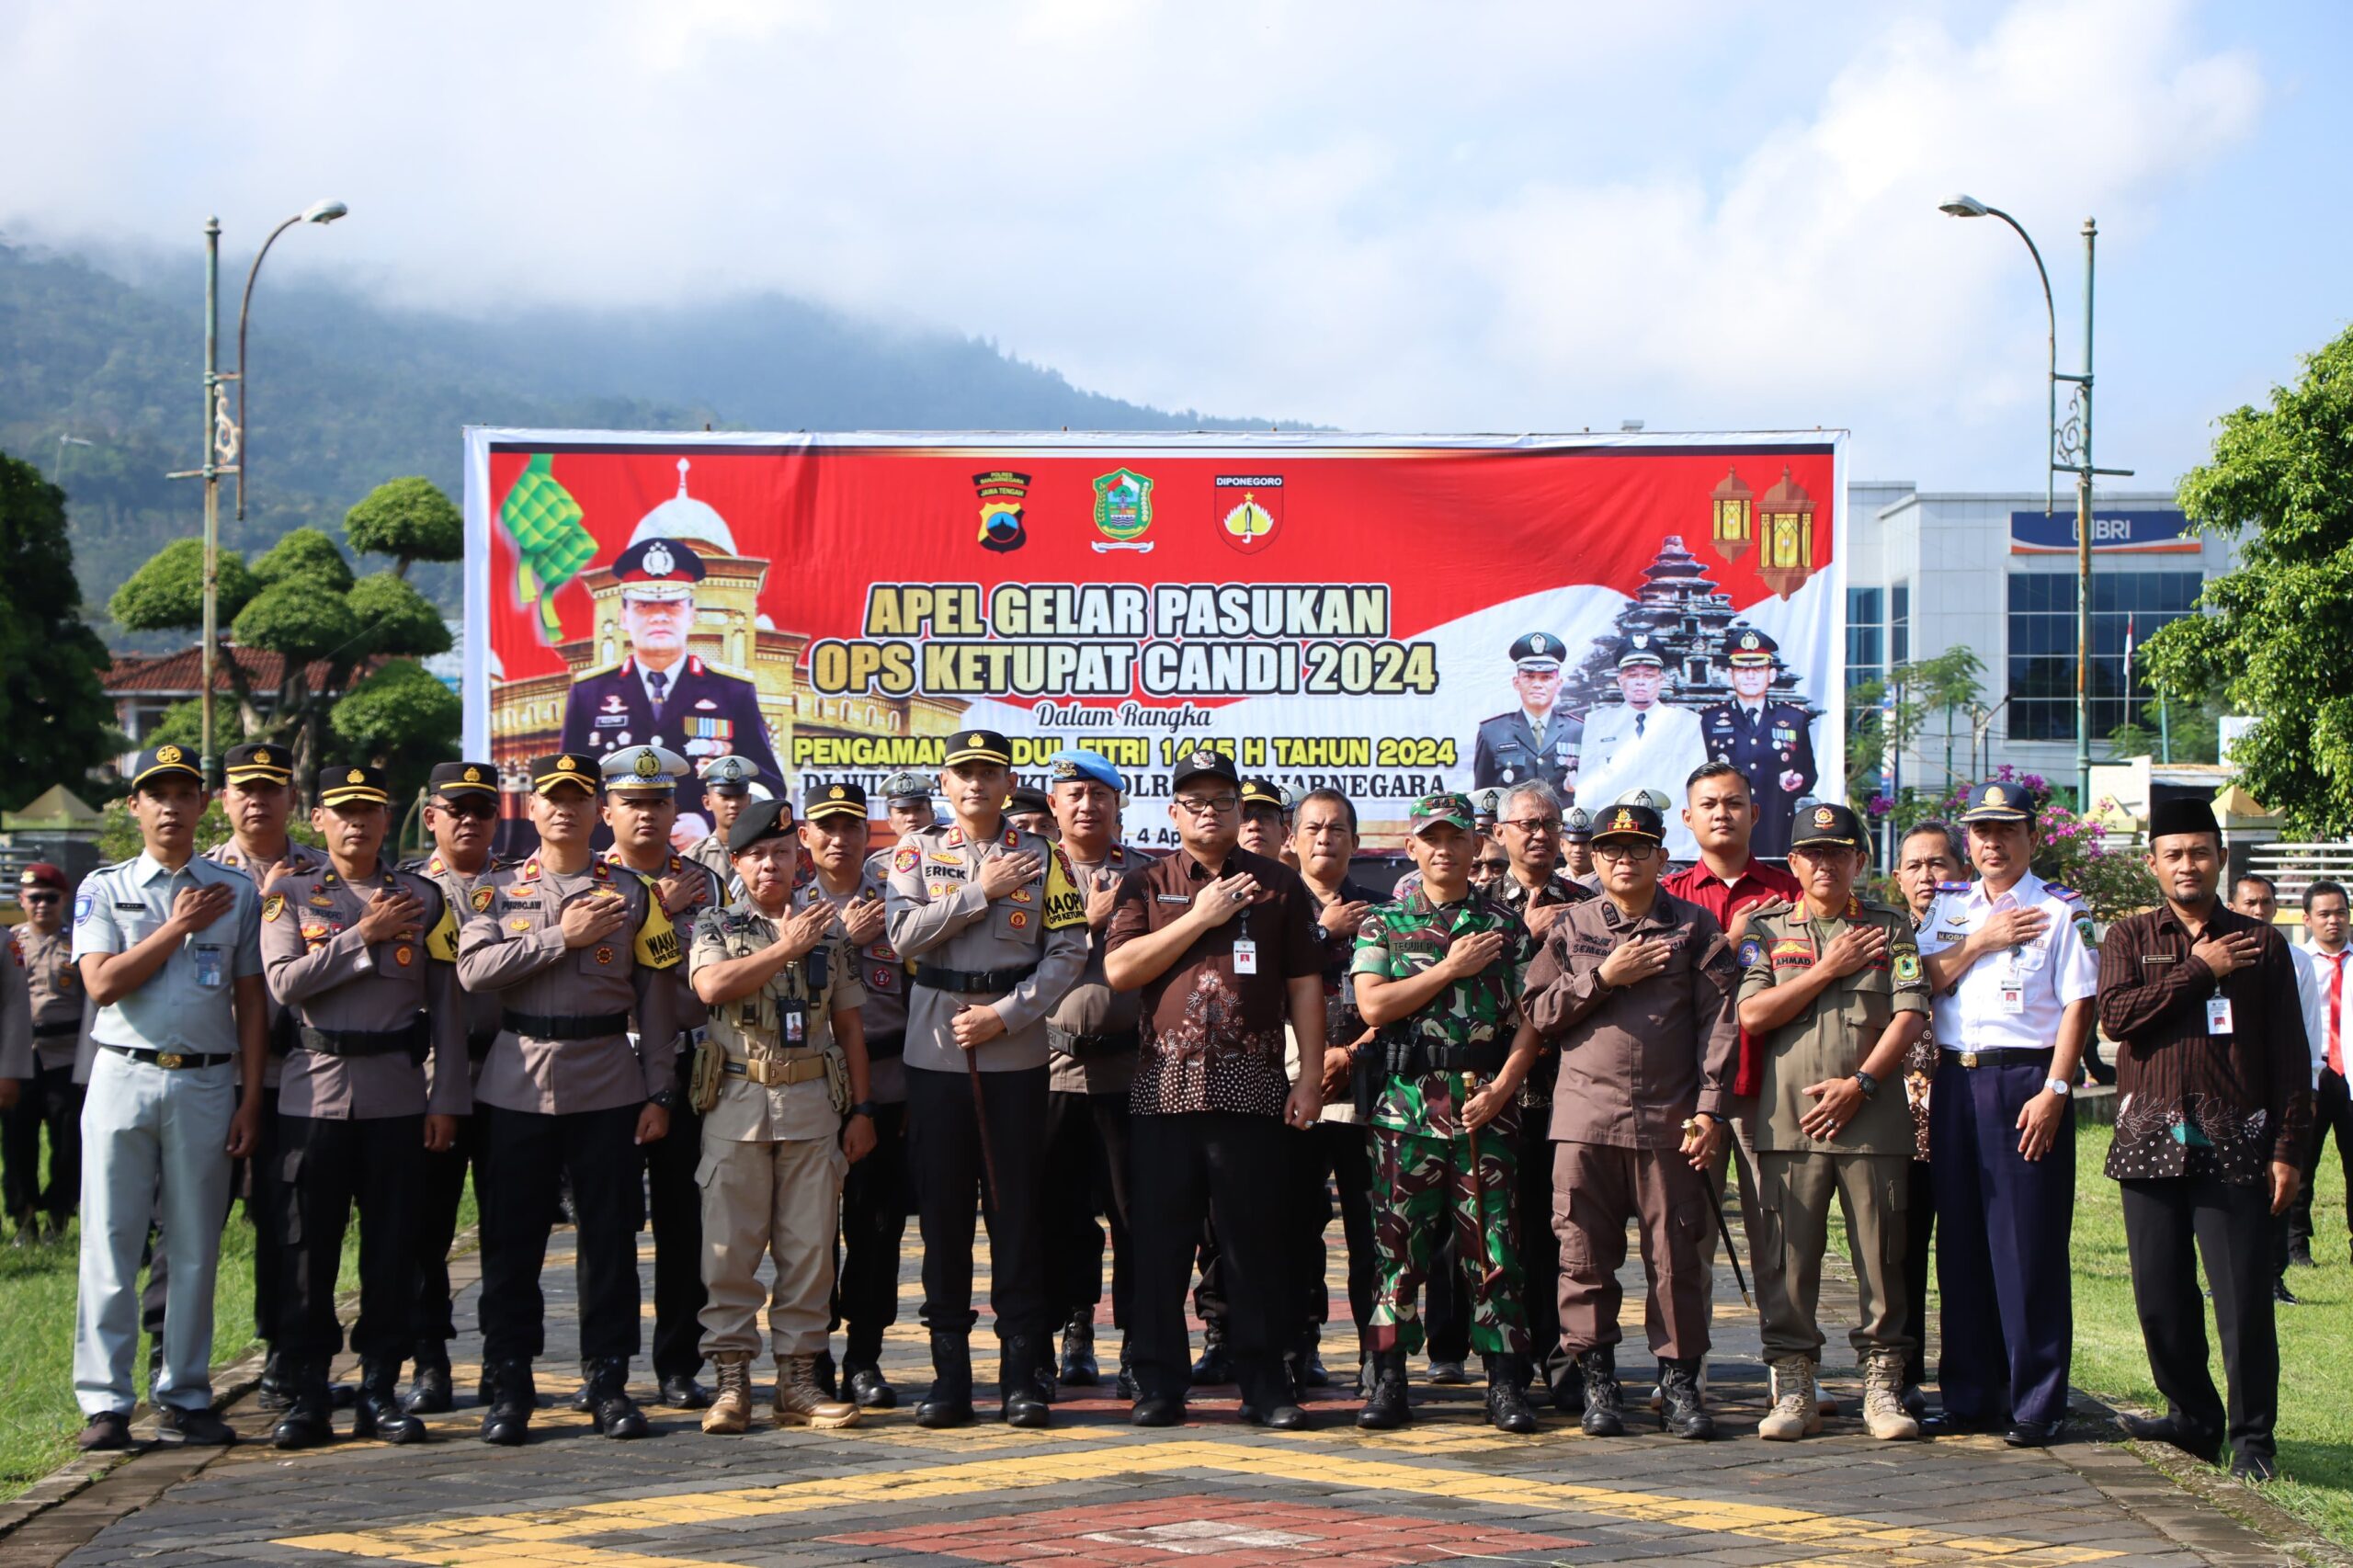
xmin=727 ymin=796 xmax=798 ymax=854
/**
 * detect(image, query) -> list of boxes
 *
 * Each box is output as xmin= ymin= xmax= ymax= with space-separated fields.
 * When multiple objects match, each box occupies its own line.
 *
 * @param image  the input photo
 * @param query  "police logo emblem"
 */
xmin=642 ymin=541 xmax=676 ymax=578
xmin=595 ymin=946 xmax=614 ymax=965
xmin=1985 ymin=785 xmax=2007 ymax=807
xmin=1611 ymin=808 xmax=1637 ymax=832
xmin=263 ymin=893 xmax=286 ymax=924
xmin=893 ymin=846 xmax=920 ymax=873
xmin=155 ymin=744 xmax=183 ymax=765
xmin=508 ymin=917 xmax=533 ymax=933
xmin=347 ymin=768 xmax=365 ymax=784
xmin=256 ymin=748 xmax=274 ymax=765
xmin=829 ymin=786 xmax=846 ymax=799
xmin=394 ymin=945 xmax=414 ymax=967
xmin=558 ymin=756 xmax=580 ymax=773
xmin=633 ymin=750 xmax=660 ymax=778
xmin=1008 ymin=910 xmax=1029 ymax=929
xmin=974 ymin=471 xmax=1030 ymax=554
xmin=463 ymin=766 xmax=483 ymax=783
xmin=1813 ymin=806 xmax=1836 ymax=827
xmin=472 ymin=886 xmax=496 ymax=913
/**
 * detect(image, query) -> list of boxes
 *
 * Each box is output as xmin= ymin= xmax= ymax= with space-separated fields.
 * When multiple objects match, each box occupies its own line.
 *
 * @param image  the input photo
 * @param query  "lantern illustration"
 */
xmin=1708 ymin=467 xmax=1755 ymax=564
xmin=1756 ymin=466 xmax=1816 ymax=599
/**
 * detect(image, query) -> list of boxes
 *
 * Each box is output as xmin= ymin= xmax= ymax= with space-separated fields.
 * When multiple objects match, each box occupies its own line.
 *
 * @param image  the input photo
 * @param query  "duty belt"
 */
xmin=914 ymin=962 xmax=1037 ymax=994
xmin=102 ymin=1043 xmax=232 ymax=1071
xmin=865 ymin=1030 xmax=905 ymax=1061
xmin=298 ymin=1016 xmax=427 ymax=1060
xmin=1379 ymin=1035 xmax=1508 ymax=1077
xmin=1048 ymin=1024 xmax=1139 ymax=1059
xmin=724 ymin=1051 xmax=831 ymax=1087
xmin=32 ymin=1020 xmax=80 ymax=1040
xmin=503 ymin=1010 xmax=631 ymax=1040
xmin=1943 ymin=1047 xmax=2054 ymax=1070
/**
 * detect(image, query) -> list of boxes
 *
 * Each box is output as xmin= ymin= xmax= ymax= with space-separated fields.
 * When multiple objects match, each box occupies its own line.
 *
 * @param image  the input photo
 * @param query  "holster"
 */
xmin=688 ymin=1033 xmax=726 ymax=1115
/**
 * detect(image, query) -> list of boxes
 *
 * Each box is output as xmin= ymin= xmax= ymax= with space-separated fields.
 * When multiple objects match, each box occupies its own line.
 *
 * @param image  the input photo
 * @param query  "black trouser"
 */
xmin=2121 ymin=1171 xmax=2279 ymax=1467
xmin=1902 ymin=1158 xmax=1936 ymax=1387
xmin=834 ymin=1099 xmax=909 ymax=1367
xmin=1516 ymin=1106 xmax=1565 ymax=1387
xmin=1131 ymin=1110 xmax=1290 ymax=1408
xmin=1042 ymin=1088 xmax=1132 ymax=1332
xmin=2 ymin=1061 xmax=82 ymax=1224
xmin=412 ymin=1111 xmax=481 ymax=1346
xmin=1426 ymin=1232 xmax=1472 ymax=1364
xmin=1282 ymin=1120 xmax=1377 ymax=1352
xmin=145 ymin=1085 xmax=282 ymax=1346
xmin=277 ymin=1112 xmax=421 ymax=1362
xmin=475 ymin=1102 xmax=645 ymax=1365
xmin=642 ymin=1075 xmax=706 ymax=1382
xmin=2286 ymin=1069 xmax=2351 ymax=1261
xmin=905 ymin=1064 xmax=1047 ymax=1342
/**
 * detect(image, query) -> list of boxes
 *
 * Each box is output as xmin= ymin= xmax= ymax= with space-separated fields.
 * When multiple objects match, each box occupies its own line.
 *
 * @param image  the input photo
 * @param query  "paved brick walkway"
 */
xmin=16 ymin=1211 xmax=2302 ymax=1568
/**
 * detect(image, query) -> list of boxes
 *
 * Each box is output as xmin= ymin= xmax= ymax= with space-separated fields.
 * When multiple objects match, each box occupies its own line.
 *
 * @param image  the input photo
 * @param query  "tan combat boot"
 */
xmin=775 ymin=1353 xmax=861 ymax=1429
xmin=702 ymin=1353 xmax=753 ymax=1435
xmin=1758 ymin=1355 xmax=1824 ymax=1441
xmin=1862 ymin=1349 xmax=1921 ymax=1440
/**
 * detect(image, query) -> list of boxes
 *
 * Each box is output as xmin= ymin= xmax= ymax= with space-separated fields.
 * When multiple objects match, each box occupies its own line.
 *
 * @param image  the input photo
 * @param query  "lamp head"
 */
xmin=1938 ymin=194 xmax=1989 ymax=218
xmin=303 ymin=199 xmax=350 ymax=225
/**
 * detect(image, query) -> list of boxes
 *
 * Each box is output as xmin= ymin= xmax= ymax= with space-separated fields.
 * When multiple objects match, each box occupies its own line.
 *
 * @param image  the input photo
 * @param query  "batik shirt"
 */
xmin=1349 ymin=885 xmax=1537 ymax=1138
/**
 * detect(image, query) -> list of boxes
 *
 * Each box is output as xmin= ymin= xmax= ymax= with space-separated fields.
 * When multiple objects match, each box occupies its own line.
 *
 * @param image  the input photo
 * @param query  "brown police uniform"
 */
xmin=1735 ymin=897 xmax=1930 ymax=1366
xmin=6 ymin=922 xmax=85 ymax=1233
xmin=820 ymin=851 xmax=914 ymax=1382
xmin=1526 ymin=891 xmax=1739 ymax=1363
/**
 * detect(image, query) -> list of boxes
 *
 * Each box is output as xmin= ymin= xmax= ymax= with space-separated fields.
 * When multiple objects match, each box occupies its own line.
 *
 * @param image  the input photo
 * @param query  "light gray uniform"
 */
xmin=816 ymin=857 xmax=910 ymax=1105
xmin=206 ymin=838 xmax=329 ymax=1090
xmin=684 ymin=833 xmax=741 ymax=900
xmin=0 ymin=930 xmax=29 ymax=1081
xmin=401 ymin=852 xmax=510 ymax=1084
xmin=69 ymin=852 xmax=264 ymax=1416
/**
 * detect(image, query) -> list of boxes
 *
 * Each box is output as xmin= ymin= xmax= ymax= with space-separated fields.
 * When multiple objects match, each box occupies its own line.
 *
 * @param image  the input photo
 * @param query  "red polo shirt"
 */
xmin=1662 ymin=857 xmax=1802 ymax=1096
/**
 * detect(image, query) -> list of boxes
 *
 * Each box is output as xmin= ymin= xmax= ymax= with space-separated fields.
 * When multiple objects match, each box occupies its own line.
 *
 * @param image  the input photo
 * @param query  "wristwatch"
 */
xmin=848 ymin=1100 xmax=877 ymax=1119
xmin=2044 ymin=1077 xmax=2072 ymax=1098
xmin=647 ymin=1086 xmax=680 ymax=1112
xmin=1852 ymin=1069 xmax=1879 ymax=1099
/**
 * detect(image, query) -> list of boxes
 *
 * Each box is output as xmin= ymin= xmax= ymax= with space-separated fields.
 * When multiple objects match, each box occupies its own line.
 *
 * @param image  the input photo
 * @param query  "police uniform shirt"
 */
xmin=1699 ymin=700 xmax=1818 ymax=857
xmin=401 ymin=851 xmax=512 ymax=1064
xmin=1472 ymin=706 xmax=1582 ymax=791
xmin=684 ymin=833 xmax=741 ymax=899
xmin=208 ymin=838 xmax=330 ymax=1087
xmin=1914 ymin=871 xmax=2098 ymax=1052
xmin=810 ymin=858 xmax=910 ymax=1105
xmin=1574 ymin=702 xmax=1707 ymax=859
xmin=883 ymin=821 xmax=1091 ymax=1075
xmin=0 ymin=935 xmax=29 ymax=1080
xmin=1734 ymin=898 xmax=1929 ymax=1154
xmin=602 ymin=847 xmax=725 ymax=1033
xmin=453 ymin=856 xmax=683 ymax=1114
xmin=558 ymin=653 xmax=784 ymax=821
xmin=259 ymin=865 xmax=471 ymax=1120
xmin=1044 ymin=844 xmax=1154 ymax=1097
xmin=14 ymin=924 xmax=88 ymax=1073
xmin=688 ymin=891 xmax=865 ymax=1143
xmin=73 ymin=852 xmax=266 ymax=1057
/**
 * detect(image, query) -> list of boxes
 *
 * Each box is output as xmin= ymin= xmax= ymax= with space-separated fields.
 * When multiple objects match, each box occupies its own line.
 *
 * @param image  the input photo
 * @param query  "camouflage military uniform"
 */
xmin=1349 ymin=887 xmax=1537 ymax=1358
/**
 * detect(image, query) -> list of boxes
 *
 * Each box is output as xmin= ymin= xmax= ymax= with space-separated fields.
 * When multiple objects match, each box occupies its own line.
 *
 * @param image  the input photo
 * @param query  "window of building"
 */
xmin=1891 ymin=581 xmax=1911 ymax=666
xmin=2005 ymin=571 xmax=2202 ymax=743
xmin=1847 ymin=586 xmax=1884 ymax=690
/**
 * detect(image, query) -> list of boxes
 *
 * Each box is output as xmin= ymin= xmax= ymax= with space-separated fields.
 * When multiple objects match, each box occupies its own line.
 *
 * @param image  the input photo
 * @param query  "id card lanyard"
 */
xmin=1232 ymin=895 xmax=1258 ymax=976
xmin=1997 ymin=939 xmax=2028 ymax=1016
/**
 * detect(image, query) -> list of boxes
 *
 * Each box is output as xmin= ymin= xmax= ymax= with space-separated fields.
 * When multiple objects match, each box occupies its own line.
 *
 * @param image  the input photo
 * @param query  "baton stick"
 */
xmin=1461 ymin=1074 xmax=1506 ymax=1290
xmin=1686 ymin=1117 xmax=1751 ymax=1308
xmin=960 ymin=1009 xmax=1001 ymax=1210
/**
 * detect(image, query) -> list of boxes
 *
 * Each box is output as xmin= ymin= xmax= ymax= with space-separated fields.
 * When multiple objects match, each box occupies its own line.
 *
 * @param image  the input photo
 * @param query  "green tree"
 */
xmin=1891 ymin=646 xmax=1985 ymax=790
xmin=0 ymin=452 xmax=117 ymax=809
xmin=1847 ymin=676 xmax=1927 ymax=811
xmin=107 ymin=478 xmax=464 ymax=780
xmin=331 ymin=659 xmax=461 ymax=803
xmin=2143 ymin=323 xmax=2353 ymax=834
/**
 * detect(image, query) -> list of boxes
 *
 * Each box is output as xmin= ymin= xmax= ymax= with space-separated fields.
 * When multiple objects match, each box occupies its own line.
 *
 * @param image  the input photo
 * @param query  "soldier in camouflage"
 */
xmin=1348 ymin=793 xmax=1546 ymax=1435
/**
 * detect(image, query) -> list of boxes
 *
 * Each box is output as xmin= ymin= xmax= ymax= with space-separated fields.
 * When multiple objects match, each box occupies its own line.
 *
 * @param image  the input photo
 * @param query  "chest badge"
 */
xmin=508 ymin=917 xmax=533 ymax=933
xmin=393 ymin=946 xmax=414 ymax=967
xmin=595 ymin=946 xmax=614 ymax=965
xmin=1008 ymin=910 xmax=1029 ymax=929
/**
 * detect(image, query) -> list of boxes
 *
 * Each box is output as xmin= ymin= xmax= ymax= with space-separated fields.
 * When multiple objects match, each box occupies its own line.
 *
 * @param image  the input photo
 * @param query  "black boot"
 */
xmin=256 ymin=1346 xmax=293 ymax=1412
xmin=1577 ymin=1346 xmax=1623 ymax=1437
xmin=1001 ymin=1335 xmax=1051 ymax=1428
xmin=1657 ymin=1357 xmax=1715 ymax=1440
xmin=1115 ymin=1337 xmax=1138 ymax=1400
xmin=846 ymin=1363 xmax=897 ymax=1409
xmin=583 ymin=1356 xmax=649 ymax=1439
xmin=1356 ymin=1348 xmax=1412 ymax=1430
xmin=1484 ymin=1356 xmax=1540 ymax=1435
xmin=1189 ymin=1323 xmax=1233 ymax=1386
xmin=405 ymin=1340 xmax=453 ymax=1415
xmin=917 ymin=1332 xmax=974 ymax=1428
xmin=1059 ymin=1311 xmax=1099 ymax=1386
xmin=845 ymin=1324 xmax=897 ymax=1408
xmin=810 ymin=1348 xmax=838 ymax=1401
xmin=479 ymin=1358 xmax=535 ymax=1446
xmin=270 ymin=1357 xmax=335 ymax=1450
xmin=354 ymin=1358 xmax=428 ymax=1444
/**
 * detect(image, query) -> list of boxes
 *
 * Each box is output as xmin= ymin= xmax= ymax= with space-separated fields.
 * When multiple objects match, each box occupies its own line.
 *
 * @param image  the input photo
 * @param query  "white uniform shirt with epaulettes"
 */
xmin=259 ymin=863 xmax=470 ymax=1119
xmin=601 ymin=846 xmax=724 ymax=1035
xmin=206 ymin=837 xmax=330 ymax=1087
xmin=688 ymin=890 xmax=866 ymax=1143
xmin=1045 ymin=843 xmax=1154 ymax=1096
xmin=883 ymin=820 xmax=1091 ymax=1074
xmin=1913 ymin=870 xmax=2098 ymax=1052
xmin=809 ymin=855 xmax=911 ymax=1105
xmin=400 ymin=851 xmax=512 ymax=1070
xmin=453 ymin=854 xmax=683 ymax=1115
xmin=12 ymin=925 xmax=87 ymax=1074
xmin=1734 ymin=894 xmax=1930 ymax=1154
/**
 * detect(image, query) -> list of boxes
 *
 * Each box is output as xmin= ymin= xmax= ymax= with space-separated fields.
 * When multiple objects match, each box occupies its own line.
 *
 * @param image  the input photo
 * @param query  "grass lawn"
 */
xmin=2070 ymin=1122 xmax=2352 ymax=1551
xmin=0 ymin=1169 xmax=473 ymax=1501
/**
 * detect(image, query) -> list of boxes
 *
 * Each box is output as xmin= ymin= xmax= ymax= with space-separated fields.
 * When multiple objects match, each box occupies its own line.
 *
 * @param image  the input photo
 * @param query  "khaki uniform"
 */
xmin=1045 ymin=846 xmax=1152 ymax=1096
xmin=689 ymin=892 xmax=864 ymax=1358
xmin=1735 ymin=899 xmax=1931 ymax=1364
xmin=685 ymin=833 xmax=741 ymax=899
xmin=6 ymin=925 xmax=85 ymax=1233
xmin=15 ymin=925 xmax=85 ymax=1073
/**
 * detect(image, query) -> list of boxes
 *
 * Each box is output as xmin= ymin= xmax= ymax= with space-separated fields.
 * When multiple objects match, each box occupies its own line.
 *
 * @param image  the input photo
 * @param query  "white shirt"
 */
xmin=1574 ymin=701 xmax=1707 ymax=860
xmin=1914 ymin=870 xmax=2097 ymax=1052
xmin=2296 ymin=937 xmax=2349 ymax=1087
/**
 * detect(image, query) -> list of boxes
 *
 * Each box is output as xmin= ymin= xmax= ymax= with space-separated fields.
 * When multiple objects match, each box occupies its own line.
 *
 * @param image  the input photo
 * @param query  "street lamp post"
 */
xmin=1939 ymin=197 xmax=2132 ymax=810
xmin=168 ymin=202 xmax=348 ymax=786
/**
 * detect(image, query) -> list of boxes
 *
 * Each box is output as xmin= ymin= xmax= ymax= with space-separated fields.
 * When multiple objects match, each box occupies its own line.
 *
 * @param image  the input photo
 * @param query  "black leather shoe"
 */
xmin=2230 ymin=1449 xmax=2279 ymax=1483
xmin=1920 ymin=1410 xmax=2000 ymax=1437
xmin=917 ymin=1333 xmax=974 ymax=1428
xmin=1241 ymin=1401 xmax=1310 ymax=1431
xmin=567 ymin=1381 xmax=595 ymax=1413
xmin=1299 ymin=1348 xmax=1332 ymax=1388
xmin=847 ymin=1366 xmax=897 ymax=1409
xmin=76 ymin=1411 xmax=134 ymax=1451
xmin=1357 ymin=1348 xmax=1411 ymax=1430
xmin=271 ymin=1360 xmax=335 ymax=1452
xmin=353 ymin=1359 xmax=427 ymax=1445
xmin=255 ymin=1348 xmax=292 ymax=1412
xmin=2005 ymin=1417 xmax=2066 ymax=1448
xmin=658 ymin=1374 xmax=710 ymax=1410
xmin=1190 ymin=1335 xmax=1233 ymax=1387
xmin=1000 ymin=1335 xmax=1051 ymax=1428
xmin=1484 ymin=1358 xmax=1540 ymax=1436
xmin=1130 ymin=1396 xmax=1185 ymax=1427
xmin=1059 ymin=1312 xmax=1099 ymax=1386
xmin=583 ymin=1358 xmax=649 ymax=1439
xmin=479 ymin=1360 xmax=535 ymax=1446
xmin=405 ymin=1343 xmax=453 ymax=1415
xmin=2274 ymin=1278 xmax=2300 ymax=1305
xmin=2119 ymin=1413 xmax=2221 ymax=1463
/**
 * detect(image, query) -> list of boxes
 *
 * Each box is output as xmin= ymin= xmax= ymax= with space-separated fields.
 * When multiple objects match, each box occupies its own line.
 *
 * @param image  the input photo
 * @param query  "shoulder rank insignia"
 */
xmin=1935 ymin=880 xmax=1972 ymax=894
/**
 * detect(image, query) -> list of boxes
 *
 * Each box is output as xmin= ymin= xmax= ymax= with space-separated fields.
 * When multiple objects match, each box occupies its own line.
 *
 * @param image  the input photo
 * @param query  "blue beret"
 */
xmin=1046 ymin=748 xmax=1125 ymax=793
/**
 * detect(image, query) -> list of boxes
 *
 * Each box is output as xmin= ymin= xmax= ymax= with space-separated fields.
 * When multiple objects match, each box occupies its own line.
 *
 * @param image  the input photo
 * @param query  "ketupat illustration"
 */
xmin=501 ymin=452 xmax=597 ymax=642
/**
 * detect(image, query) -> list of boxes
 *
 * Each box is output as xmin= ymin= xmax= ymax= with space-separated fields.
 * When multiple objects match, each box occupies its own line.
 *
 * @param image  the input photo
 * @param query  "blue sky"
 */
xmin=3 ymin=0 xmax=2346 ymax=492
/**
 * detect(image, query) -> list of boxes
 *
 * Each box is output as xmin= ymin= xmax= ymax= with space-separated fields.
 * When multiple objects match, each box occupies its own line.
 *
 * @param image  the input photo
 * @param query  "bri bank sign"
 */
xmin=2008 ymin=507 xmax=2199 ymax=555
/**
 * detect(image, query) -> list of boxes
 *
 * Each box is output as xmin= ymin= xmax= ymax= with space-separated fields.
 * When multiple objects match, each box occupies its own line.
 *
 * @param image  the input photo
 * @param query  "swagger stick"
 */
xmin=959 ymin=1006 xmax=1001 ymax=1210
xmin=1685 ymin=1117 xmax=1752 ymax=1307
xmin=1461 ymin=1074 xmax=1506 ymax=1290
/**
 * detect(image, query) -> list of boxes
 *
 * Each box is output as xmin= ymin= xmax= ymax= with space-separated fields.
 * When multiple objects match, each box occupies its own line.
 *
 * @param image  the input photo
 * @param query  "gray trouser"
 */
xmin=74 ymin=1050 xmax=235 ymax=1415
xmin=1756 ymin=1150 xmax=1912 ymax=1363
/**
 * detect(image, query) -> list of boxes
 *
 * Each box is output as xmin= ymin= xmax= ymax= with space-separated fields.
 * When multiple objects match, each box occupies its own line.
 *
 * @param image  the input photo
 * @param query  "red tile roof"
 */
xmin=103 ymin=644 xmax=381 ymax=696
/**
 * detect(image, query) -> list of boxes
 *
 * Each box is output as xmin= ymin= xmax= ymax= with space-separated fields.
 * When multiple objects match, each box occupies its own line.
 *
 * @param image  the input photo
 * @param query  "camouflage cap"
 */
xmin=1408 ymin=792 xmax=1478 ymax=836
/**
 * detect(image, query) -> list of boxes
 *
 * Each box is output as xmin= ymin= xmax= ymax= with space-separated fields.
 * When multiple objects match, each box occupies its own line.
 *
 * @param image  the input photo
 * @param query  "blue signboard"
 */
xmin=2008 ymin=507 xmax=2196 ymax=555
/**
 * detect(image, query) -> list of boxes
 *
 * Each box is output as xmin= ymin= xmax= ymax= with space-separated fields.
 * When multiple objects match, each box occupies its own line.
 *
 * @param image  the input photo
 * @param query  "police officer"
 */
xmin=688 ymin=796 xmax=870 ymax=1434
xmin=803 ymin=783 xmax=912 ymax=1408
xmin=600 ymin=744 xmax=722 ymax=1410
xmin=7 ymin=864 xmax=83 ymax=1244
xmin=1734 ymin=803 xmax=1927 ymax=1442
xmin=400 ymin=760 xmax=509 ymax=1414
xmin=455 ymin=753 xmax=684 ymax=1446
xmin=881 ymin=771 xmax=940 ymax=841
xmin=261 ymin=766 xmax=470 ymax=1449
xmin=72 ymin=745 xmax=267 ymax=1451
xmin=1472 ymin=633 xmax=1581 ymax=792
xmin=1562 ymin=807 xmax=1597 ymax=885
xmin=884 ymin=729 xmax=1090 ymax=1429
xmin=686 ymin=755 xmax=763 ymax=892
xmin=1699 ymin=628 xmax=1818 ymax=860
xmin=1575 ymin=638 xmax=1707 ymax=861
xmin=1914 ymin=779 xmax=2097 ymax=1447
xmin=1006 ymin=785 xmax=1057 ymax=840
xmin=559 ymin=538 xmax=783 ymax=830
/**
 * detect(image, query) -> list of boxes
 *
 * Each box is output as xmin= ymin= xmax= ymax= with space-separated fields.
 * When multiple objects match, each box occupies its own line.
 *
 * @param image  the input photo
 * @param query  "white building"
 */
xmin=1842 ymin=482 xmax=2245 ymax=802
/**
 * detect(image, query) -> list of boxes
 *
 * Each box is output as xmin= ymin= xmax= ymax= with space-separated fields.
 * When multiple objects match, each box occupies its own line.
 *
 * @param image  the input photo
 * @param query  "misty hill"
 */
xmin=0 ymin=241 xmax=1291 ymax=636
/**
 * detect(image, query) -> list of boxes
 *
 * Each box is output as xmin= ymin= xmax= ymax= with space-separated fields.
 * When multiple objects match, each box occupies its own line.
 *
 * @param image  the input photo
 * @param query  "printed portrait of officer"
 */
xmin=1472 ymin=631 xmax=1581 ymax=792
xmin=560 ymin=537 xmax=783 ymax=844
xmin=1699 ymin=627 xmax=1817 ymax=859
xmin=1574 ymin=632 xmax=1707 ymax=862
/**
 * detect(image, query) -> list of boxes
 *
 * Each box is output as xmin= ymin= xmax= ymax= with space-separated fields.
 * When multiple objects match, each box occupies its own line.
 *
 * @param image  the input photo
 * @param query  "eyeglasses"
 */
xmin=1173 ymin=795 xmax=1239 ymax=817
xmin=1496 ymin=817 xmax=1560 ymax=836
xmin=20 ymin=892 xmax=60 ymax=905
xmin=1592 ymin=843 xmax=1657 ymax=864
xmin=1472 ymin=859 xmax=1509 ymax=877
xmin=432 ymin=798 xmax=497 ymax=819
